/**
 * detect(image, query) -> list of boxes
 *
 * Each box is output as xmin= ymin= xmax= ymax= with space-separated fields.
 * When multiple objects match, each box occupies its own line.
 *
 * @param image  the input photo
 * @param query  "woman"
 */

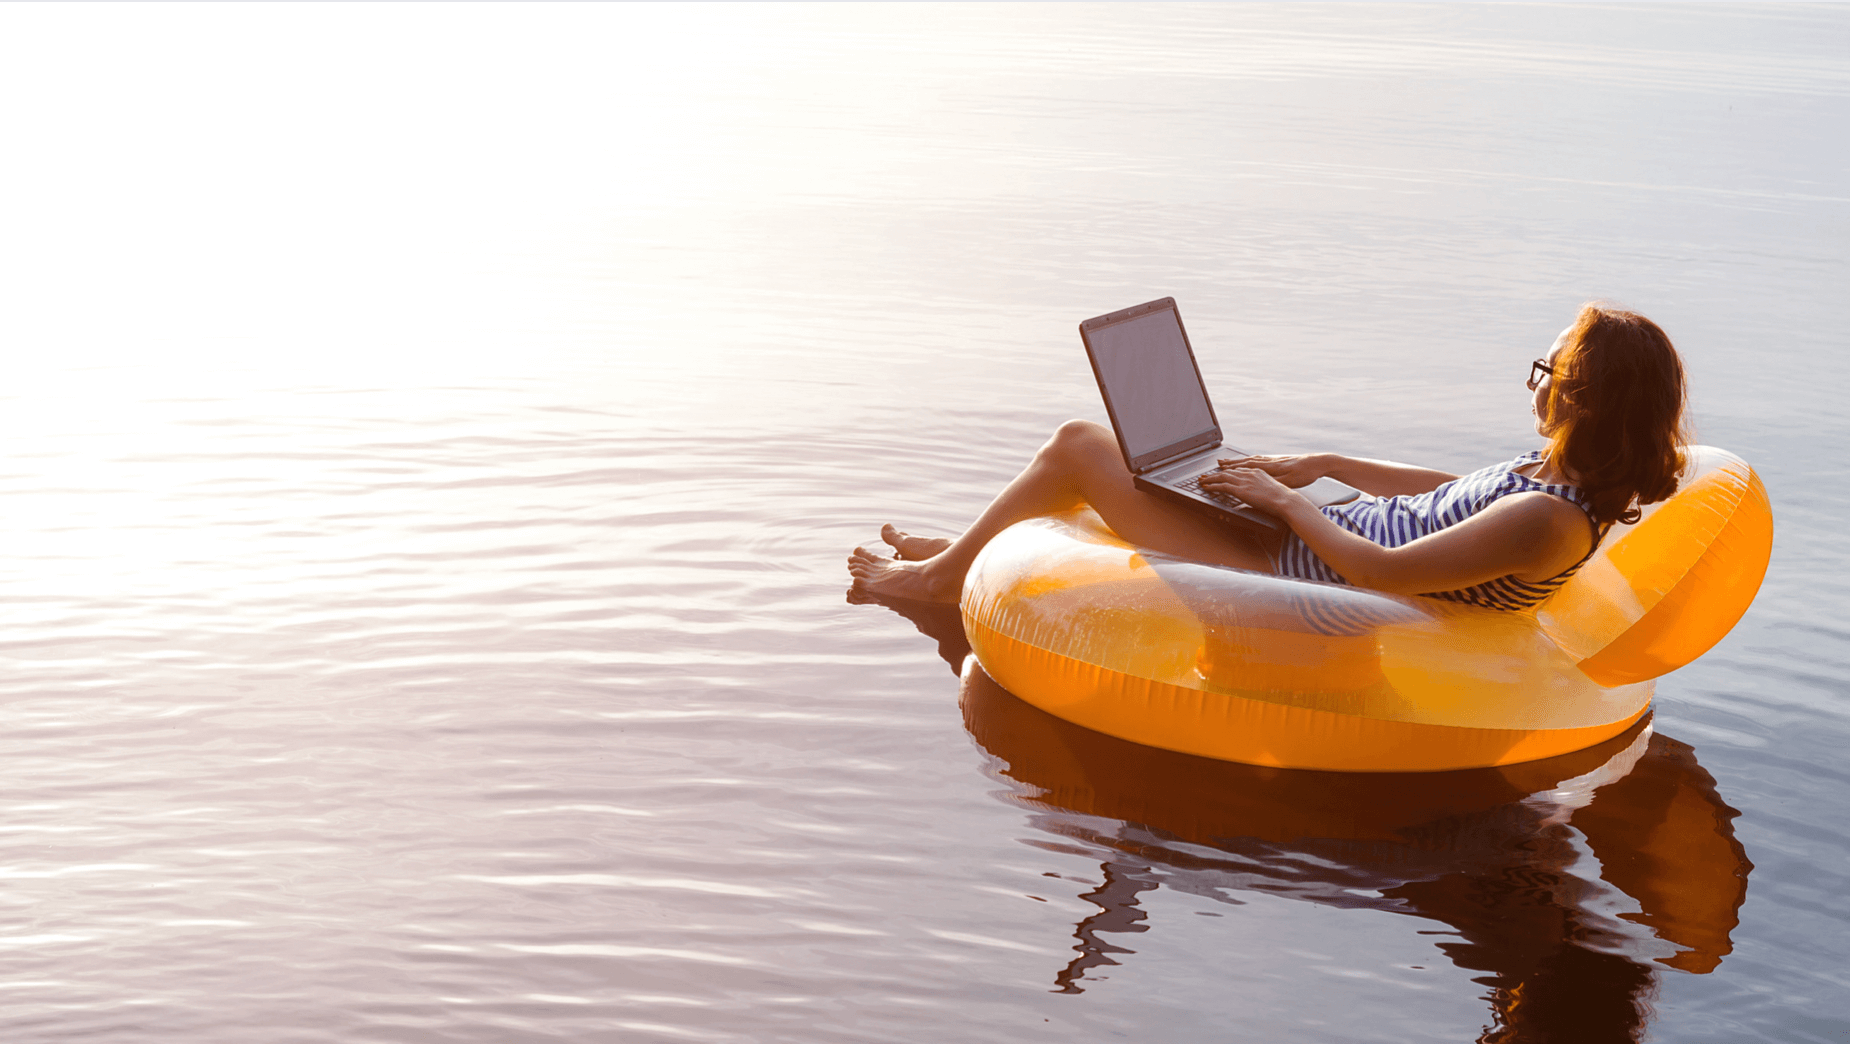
xmin=848 ymin=304 xmax=1690 ymax=608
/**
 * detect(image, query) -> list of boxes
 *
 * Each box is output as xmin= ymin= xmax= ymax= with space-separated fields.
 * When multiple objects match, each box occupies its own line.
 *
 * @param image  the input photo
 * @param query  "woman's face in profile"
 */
xmin=1533 ymin=327 xmax=1571 ymax=435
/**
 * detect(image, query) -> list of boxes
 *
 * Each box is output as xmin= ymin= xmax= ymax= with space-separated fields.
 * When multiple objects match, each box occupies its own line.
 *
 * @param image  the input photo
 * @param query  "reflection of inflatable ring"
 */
xmin=961 ymin=446 xmax=1772 ymax=772
xmin=958 ymin=664 xmax=1752 ymax=976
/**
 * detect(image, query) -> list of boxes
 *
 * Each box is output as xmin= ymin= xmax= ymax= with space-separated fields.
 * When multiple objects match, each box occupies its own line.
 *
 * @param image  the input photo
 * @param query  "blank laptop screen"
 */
xmin=1088 ymin=308 xmax=1216 ymax=464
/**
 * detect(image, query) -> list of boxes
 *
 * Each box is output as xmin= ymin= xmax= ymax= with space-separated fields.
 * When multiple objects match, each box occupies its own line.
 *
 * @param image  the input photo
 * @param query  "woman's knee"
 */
xmin=1044 ymin=419 xmax=1115 ymax=459
xmin=1036 ymin=420 xmax=1127 ymax=485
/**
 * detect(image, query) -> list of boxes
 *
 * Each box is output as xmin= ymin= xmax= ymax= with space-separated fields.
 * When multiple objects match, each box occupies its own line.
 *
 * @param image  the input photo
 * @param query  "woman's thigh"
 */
xmin=1054 ymin=421 xmax=1276 ymax=572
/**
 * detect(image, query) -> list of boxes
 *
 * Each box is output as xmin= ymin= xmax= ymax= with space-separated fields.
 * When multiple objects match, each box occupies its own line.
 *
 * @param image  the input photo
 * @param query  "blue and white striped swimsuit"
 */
xmin=1274 ymin=451 xmax=1600 ymax=611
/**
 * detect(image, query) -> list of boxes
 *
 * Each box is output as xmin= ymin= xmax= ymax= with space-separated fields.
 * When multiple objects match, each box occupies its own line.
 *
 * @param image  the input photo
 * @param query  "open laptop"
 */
xmin=1080 ymin=297 xmax=1360 ymax=532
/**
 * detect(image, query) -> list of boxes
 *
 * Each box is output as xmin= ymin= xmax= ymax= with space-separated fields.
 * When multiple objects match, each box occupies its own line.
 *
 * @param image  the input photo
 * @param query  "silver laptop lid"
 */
xmin=1079 ymin=297 xmax=1221 ymax=472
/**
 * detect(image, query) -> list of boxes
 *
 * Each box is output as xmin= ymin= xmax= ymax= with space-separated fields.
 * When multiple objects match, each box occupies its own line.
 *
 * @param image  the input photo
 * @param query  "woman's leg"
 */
xmin=848 ymin=419 xmax=1274 ymax=602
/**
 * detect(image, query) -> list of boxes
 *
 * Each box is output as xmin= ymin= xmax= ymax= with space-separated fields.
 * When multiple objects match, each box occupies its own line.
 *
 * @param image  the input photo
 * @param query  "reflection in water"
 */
xmin=1053 ymin=859 xmax=1161 ymax=996
xmin=855 ymin=590 xmax=1752 ymax=1042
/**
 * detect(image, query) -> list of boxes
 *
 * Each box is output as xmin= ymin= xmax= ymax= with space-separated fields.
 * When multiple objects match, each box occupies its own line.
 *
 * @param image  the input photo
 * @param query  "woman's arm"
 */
xmin=1200 ymin=468 xmax=1592 ymax=595
xmin=1217 ymin=453 xmax=1457 ymax=498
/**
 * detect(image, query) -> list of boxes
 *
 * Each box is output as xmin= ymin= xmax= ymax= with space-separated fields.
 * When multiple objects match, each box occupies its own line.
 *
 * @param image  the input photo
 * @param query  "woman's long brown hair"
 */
xmin=1540 ymin=304 xmax=1692 ymax=526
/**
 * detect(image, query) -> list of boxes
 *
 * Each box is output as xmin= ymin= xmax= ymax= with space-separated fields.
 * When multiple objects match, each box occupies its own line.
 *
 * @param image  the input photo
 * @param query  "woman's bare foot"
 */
xmin=848 ymin=546 xmax=960 ymax=602
xmin=881 ymin=524 xmax=952 ymax=561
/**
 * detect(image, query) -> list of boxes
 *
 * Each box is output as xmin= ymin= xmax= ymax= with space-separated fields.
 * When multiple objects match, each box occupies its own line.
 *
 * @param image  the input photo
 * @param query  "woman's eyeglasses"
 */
xmin=1527 ymin=359 xmax=1556 ymax=391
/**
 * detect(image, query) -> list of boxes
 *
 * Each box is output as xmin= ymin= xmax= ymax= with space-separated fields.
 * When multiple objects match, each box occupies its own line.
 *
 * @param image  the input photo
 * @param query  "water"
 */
xmin=0 ymin=5 xmax=1845 ymax=1041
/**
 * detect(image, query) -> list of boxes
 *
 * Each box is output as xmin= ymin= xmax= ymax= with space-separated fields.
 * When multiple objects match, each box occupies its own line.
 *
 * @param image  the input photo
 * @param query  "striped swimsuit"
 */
xmin=1274 ymin=451 xmax=1601 ymax=611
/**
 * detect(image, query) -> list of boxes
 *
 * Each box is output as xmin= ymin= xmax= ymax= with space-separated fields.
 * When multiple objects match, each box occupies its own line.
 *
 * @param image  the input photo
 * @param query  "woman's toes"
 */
xmin=880 ymin=524 xmax=952 ymax=561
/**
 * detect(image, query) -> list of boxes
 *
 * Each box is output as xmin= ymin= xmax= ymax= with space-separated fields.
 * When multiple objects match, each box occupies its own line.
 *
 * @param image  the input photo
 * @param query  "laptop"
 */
xmin=1079 ymin=296 xmax=1360 ymax=532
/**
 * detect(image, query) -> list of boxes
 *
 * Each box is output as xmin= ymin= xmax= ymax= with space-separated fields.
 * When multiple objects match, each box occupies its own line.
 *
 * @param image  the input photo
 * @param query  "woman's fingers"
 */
xmin=1202 ymin=464 xmax=1297 ymax=512
xmin=1200 ymin=472 xmax=1256 ymax=495
xmin=1213 ymin=454 xmax=1326 ymax=488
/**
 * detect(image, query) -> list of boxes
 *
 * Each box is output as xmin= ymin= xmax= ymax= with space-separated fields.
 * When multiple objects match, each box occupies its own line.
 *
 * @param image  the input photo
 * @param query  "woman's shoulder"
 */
xmin=1489 ymin=486 xmax=1593 ymax=521
xmin=1457 ymin=489 xmax=1598 ymax=560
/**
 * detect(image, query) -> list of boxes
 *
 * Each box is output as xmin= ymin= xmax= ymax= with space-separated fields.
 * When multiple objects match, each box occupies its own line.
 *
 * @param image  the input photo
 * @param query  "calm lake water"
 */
xmin=0 ymin=5 xmax=1845 ymax=1042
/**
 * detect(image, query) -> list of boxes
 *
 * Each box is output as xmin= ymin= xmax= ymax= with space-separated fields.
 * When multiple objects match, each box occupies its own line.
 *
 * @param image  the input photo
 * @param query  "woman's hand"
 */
xmin=1199 ymin=461 xmax=1308 ymax=516
xmin=1213 ymin=453 xmax=1331 ymax=489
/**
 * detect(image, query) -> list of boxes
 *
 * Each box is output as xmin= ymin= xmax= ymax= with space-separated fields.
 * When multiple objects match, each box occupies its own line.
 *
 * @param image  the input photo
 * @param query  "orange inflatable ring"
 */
xmin=960 ymin=446 xmax=1773 ymax=772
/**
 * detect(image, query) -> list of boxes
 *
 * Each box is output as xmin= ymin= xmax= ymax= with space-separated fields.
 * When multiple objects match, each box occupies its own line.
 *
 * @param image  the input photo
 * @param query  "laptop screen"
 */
xmin=1085 ymin=305 xmax=1218 ymax=469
